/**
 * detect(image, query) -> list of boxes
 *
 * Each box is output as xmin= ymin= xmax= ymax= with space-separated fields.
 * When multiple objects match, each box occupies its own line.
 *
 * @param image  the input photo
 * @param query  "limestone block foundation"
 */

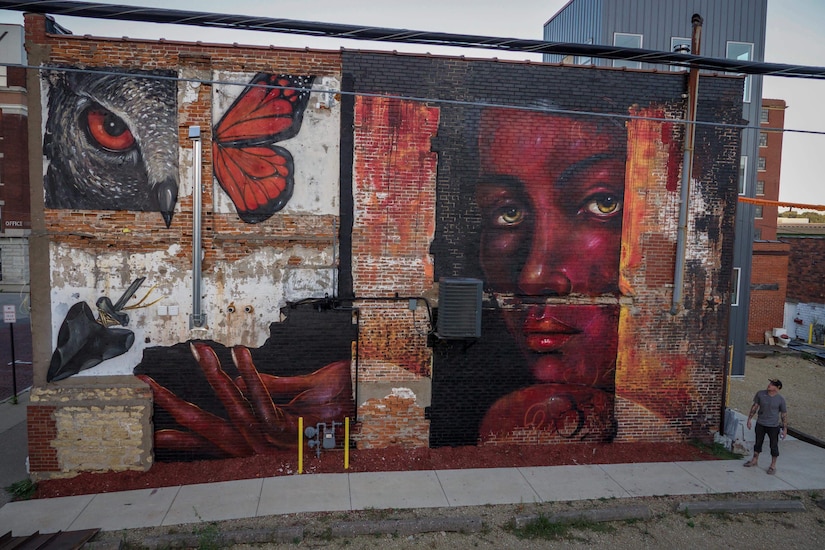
xmin=27 ymin=376 xmax=153 ymax=480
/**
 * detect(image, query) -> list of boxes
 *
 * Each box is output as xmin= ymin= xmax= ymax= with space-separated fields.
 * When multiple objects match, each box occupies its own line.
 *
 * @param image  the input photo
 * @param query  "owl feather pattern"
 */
xmin=43 ymin=68 xmax=179 ymax=227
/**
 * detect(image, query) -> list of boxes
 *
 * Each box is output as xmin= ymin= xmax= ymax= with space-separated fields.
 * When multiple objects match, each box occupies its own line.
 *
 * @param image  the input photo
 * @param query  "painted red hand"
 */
xmin=137 ymin=342 xmax=353 ymax=458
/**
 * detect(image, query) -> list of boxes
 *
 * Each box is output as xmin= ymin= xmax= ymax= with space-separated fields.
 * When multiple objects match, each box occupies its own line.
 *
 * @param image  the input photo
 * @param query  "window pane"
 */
xmin=758 ymin=157 xmax=766 ymax=171
xmin=760 ymin=108 xmax=769 ymax=123
xmin=732 ymin=267 xmax=741 ymax=306
xmin=727 ymin=42 xmax=753 ymax=102
xmin=614 ymin=33 xmax=642 ymax=69
xmin=759 ymin=132 xmax=768 ymax=147
xmin=756 ymin=180 xmax=765 ymax=195
xmin=739 ymin=156 xmax=748 ymax=195
xmin=755 ymin=205 xmax=763 ymax=218
xmin=670 ymin=37 xmax=690 ymax=71
xmin=578 ymin=38 xmax=593 ymax=65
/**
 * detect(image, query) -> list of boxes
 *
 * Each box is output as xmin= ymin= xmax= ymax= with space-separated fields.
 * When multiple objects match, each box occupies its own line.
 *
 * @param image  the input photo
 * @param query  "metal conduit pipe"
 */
xmin=189 ymin=126 xmax=205 ymax=328
xmin=671 ymin=14 xmax=703 ymax=315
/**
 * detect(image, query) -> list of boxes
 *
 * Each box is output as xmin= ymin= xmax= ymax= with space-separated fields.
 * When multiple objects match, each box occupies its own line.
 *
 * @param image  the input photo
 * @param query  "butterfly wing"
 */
xmin=213 ymin=144 xmax=294 ymax=224
xmin=213 ymin=73 xmax=314 ymax=223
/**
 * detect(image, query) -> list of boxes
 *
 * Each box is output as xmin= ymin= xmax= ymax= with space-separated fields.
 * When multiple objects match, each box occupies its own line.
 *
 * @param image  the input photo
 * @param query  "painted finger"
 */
xmin=231 ymin=345 xmax=286 ymax=431
xmin=154 ymin=429 xmax=231 ymax=458
xmin=137 ymin=374 xmax=252 ymax=456
xmin=190 ymin=342 xmax=269 ymax=453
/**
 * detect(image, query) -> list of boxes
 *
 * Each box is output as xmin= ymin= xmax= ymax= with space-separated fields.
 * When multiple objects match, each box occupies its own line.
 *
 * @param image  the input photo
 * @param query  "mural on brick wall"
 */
xmin=41 ymin=68 xmax=179 ymax=227
xmin=212 ymin=73 xmax=318 ymax=223
xmin=47 ymin=277 xmax=159 ymax=382
xmin=338 ymin=56 xmax=741 ymax=448
xmin=134 ymin=305 xmax=355 ymax=461
xmin=423 ymin=103 xmax=631 ymax=446
xmin=471 ymin=107 xmax=625 ymax=443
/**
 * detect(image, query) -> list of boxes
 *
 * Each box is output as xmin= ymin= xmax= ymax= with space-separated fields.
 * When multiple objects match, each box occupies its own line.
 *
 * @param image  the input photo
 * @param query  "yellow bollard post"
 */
xmin=344 ymin=417 xmax=350 ymax=470
xmin=298 ymin=417 xmax=303 ymax=474
xmin=809 ymin=323 xmax=814 ymax=344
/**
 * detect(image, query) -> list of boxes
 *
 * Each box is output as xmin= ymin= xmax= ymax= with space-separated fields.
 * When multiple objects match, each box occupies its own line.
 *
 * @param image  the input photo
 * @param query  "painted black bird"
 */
xmin=42 ymin=68 xmax=179 ymax=227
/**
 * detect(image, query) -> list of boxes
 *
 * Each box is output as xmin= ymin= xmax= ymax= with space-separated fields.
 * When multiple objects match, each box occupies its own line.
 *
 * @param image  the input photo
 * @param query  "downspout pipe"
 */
xmin=671 ymin=14 xmax=703 ymax=315
xmin=189 ymin=126 xmax=205 ymax=328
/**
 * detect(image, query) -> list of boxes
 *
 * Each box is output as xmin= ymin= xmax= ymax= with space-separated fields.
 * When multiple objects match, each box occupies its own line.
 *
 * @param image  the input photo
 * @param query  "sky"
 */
xmin=1 ymin=0 xmax=824 ymax=206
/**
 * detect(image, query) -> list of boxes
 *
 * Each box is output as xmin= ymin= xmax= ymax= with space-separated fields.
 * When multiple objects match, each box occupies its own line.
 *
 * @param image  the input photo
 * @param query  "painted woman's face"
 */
xmin=476 ymin=108 xmax=625 ymax=388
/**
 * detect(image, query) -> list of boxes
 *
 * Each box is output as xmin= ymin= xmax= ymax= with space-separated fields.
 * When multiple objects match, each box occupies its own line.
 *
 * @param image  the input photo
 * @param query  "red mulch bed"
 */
xmin=34 ymin=442 xmax=719 ymax=499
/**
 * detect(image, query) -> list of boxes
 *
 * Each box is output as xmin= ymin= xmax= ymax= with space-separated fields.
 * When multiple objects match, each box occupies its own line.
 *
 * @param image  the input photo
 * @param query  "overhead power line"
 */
xmin=3 ymin=0 xmax=825 ymax=80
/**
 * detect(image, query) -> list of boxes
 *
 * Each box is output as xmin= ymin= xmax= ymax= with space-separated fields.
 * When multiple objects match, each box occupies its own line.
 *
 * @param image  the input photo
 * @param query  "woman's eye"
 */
xmin=583 ymin=194 xmax=622 ymax=217
xmin=84 ymin=106 xmax=136 ymax=152
xmin=495 ymin=206 xmax=525 ymax=226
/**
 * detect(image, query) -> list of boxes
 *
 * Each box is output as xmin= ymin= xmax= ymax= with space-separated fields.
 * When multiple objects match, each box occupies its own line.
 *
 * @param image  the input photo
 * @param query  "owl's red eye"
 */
xmin=85 ymin=107 xmax=135 ymax=151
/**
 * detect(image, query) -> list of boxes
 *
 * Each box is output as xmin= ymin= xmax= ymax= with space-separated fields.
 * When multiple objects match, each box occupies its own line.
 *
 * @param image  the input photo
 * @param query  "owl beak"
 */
xmin=154 ymin=179 xmax=178 ymax=228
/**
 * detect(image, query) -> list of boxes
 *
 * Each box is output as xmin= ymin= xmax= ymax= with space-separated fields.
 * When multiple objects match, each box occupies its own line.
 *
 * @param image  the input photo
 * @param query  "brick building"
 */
xmin=0 ymin=23 xmax=30 ymax=291
xmin=745 ymin=98 xmax=788 ymax=344
xmin=23 ymin=13 xmax=743 ymax=479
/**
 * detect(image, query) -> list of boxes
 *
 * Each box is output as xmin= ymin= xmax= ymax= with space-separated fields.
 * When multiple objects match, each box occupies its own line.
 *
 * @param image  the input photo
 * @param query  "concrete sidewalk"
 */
xmin=2 ymin=435 xmax=825 ymax=537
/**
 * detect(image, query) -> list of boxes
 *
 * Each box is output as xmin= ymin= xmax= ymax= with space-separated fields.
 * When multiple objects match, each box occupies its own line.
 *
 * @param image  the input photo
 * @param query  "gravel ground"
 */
xmin=728 ymin=347 xmax=825 ymax=442
xmin=93 ymin=490 xmax=825 ymax=549
xmin=90 ymin=348 xmax=825 ymax=549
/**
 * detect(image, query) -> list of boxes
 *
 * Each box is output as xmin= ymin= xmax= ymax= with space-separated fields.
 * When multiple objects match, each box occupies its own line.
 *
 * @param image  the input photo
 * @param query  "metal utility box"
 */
xmin=437 ymin=278 xmax=482 ymax=339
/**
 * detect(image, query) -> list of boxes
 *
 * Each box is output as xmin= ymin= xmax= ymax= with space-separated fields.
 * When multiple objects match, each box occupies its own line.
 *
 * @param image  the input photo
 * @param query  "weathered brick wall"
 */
xmin=34 ymin=27 xmax=343 ymax=348
xmin=784 ymin=236 xmax=825 ymax=304
xmin=747 ymin=241 xmax=789 ymax=342
xmin=343 ymin=53 xmax=741 ymax=447
xmin=27 ymin=376 xmax=152 ymax=480
xmin=24 ymin=14 xmax=742 ymax=475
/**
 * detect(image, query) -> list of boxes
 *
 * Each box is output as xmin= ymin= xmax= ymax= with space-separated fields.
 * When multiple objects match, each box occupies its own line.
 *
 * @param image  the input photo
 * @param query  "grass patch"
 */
xmin=690 ymin=440 xmax=743 ymax=459
xmin=505 ymin=515 xmax=615 ymax=541
xmin=5 ymin=479 xmax=37 ymax=500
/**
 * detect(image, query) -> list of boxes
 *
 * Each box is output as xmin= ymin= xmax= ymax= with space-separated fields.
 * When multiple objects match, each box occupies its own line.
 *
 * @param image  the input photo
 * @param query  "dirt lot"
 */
xmin=727 ymin=346 xmax=825 ymax=442
xmin=85 ymin=347 xmax=825 ymax=549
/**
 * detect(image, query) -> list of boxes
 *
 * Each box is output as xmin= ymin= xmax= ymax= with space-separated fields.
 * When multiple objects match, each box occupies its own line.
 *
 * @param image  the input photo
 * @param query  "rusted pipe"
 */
xmin=671 ymin=14 xmax=703 ymax=315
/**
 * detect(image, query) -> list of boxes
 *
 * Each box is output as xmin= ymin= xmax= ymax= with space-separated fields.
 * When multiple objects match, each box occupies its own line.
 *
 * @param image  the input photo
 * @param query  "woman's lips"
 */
xmin=523 ymin=314 xmax=581 ymax=353
xmin=525 ymin=332 xmax=576 ymax=352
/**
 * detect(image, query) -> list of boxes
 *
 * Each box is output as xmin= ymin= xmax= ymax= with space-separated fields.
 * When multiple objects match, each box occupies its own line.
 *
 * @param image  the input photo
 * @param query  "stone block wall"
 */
xmin=27 ymin=376 xmax=152 ymax=479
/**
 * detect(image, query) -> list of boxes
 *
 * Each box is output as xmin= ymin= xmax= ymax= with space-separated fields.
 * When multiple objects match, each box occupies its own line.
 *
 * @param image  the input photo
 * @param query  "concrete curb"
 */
xmin=137 ymin=526 xmax=304 ymax=549
xmin=514 ymin=504 xmax=652 ymax=527
xmin=677 ymin=499 xmax=807 ymax=515
xmin=330 ymin=516 xmax=483 ymax=537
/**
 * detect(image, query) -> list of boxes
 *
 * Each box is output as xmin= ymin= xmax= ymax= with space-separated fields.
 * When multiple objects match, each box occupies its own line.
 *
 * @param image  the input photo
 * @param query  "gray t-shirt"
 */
xmin=753 ymin=389 xmax=787 ymax=427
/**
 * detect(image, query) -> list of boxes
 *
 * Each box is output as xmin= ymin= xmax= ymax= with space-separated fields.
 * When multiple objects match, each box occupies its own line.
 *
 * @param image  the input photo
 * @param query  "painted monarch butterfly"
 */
xmin=213 ymin=73 xmax=315 ymax=223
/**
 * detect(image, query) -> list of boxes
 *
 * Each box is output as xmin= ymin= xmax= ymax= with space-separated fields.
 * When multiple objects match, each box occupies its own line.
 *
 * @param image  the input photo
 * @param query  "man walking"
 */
xmin=744 ymin=378 xmax=788 ymax=474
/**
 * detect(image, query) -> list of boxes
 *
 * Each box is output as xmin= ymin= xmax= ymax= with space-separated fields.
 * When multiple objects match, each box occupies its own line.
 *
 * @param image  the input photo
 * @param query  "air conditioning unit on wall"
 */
xmin=436 ymin=278 xmax=482 ymax=339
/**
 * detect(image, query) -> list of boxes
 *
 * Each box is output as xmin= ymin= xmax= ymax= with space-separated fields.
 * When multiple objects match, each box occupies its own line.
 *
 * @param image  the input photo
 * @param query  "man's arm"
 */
xmin=747 ymin=402 xmax=759 ymax=429
xmin=780 ymin=411 xmax=788 ymax=438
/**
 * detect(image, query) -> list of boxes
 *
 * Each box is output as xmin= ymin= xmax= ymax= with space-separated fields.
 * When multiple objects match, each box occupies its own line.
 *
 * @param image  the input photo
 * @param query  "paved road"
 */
xmin=0 ymin=293 xmax=32 ymax=402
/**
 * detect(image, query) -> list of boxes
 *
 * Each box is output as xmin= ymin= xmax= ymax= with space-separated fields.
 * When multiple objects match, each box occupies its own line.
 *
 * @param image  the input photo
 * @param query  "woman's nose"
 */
xmin=518 ymin=259 xmax=572 ymax=296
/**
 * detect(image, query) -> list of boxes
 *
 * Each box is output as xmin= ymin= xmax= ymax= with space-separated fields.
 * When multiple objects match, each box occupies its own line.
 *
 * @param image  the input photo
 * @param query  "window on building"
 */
xmin=756 ymin=180 xmax=765 ymax=195
xmin=759 ymin=132 xmax=768 ymax=147
xmin=562 ymin=54 xmax=575 ymax=64
xmin=758 ymin=157 xmax=766 ymax=171
xmin=670 ymin=37 xmax=690 ymax=71
xmin=576 ymin=38 xmax=593 ymax=65
xmin=755 ymin=205 xmax=763 ymax=218
xmin=731 ymin=267 xmax=741 ymax=306
xmin=760 ymin=108 xmax=769 ymax=123
xmin=613 ymin=33 xmax=642 ymax=69
xmin=727 ymin=42 xmax=753 ymax=103
xmin=754 ymin=228 xmax=762 ymax=240
xmin=739 ymin=156 xmax=747 ymax=195
xmin=0 ymin=66 xmax=7 ymax=88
